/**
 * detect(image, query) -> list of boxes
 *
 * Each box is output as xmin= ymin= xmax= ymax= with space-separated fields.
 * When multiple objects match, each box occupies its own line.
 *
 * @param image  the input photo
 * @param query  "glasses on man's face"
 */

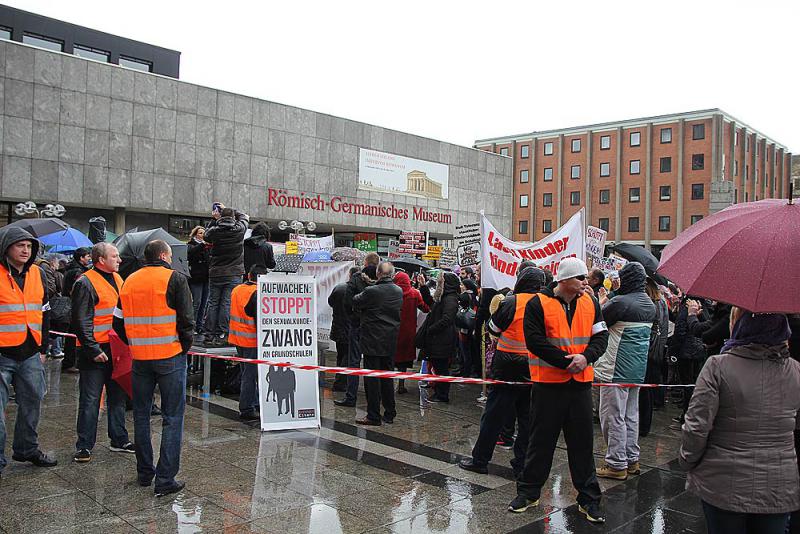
xmin=573 ymin=275 xmax=586 ymax=281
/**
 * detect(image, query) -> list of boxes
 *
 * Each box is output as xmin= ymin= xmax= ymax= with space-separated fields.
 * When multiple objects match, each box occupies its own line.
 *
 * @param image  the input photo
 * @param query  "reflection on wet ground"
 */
xmin=0 ymin=359 xmax=706 ymax=533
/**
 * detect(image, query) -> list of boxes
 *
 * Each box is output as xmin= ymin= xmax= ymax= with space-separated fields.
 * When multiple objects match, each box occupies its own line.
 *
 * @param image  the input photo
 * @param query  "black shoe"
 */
xmin=458 ymin=458 xmax=488 ymax=474
xmin=334 ymin=399 xmax=356 ymax=407
xmin=155 ymin=480 xmax=186 ymax=497
xmin=578 ymin=502 xmax=606 ymax=524
xmin=239 ymin=412 xmax=260 ymax=422
xmin=355 ymin=417 xmax=381 ymax=426
xmin=138 ymin=475 xmax=154 ymax=487
xmin=73 ymin=449 xmax=92 ymax=463
xmin=109 ymin=442 xmax=135 ymax=454
xmin=508 ymin=495 xmax=539 ymax=513
xmin=13 ymin=450 xmax=57 ymax=467
xmin=428 ymin=395 xmax=449 ymax=403
xmin=382 ymin=414 xmax=394 ymax=424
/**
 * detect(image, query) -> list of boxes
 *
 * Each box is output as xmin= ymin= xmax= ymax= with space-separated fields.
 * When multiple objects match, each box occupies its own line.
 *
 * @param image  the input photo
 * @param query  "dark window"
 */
xmin=628 ymin=217 xmax=640 ymax=232
xmin=661 ymin=128 xmax=672 ymax=143
xmin=659 ymin=185 xmax=671 ymax=201
xmin=520 ymin=145 xmax=530 ymax=159
xmin=660 ymin=157 xmax=672 ymax=173
xmin=542 ymin=220 xmax=552 ymax=233
xmin=519 ymin=220 xmax=529 ymax=235
xmin=520 ymin=170 xmax=529 ymax=183
xmin=499 ymin=147 xmax=509 ymax=156
xmin=692 ymin=154 xmax=705 ymax=170
xmin=659 ymin=216 xmax=671 ymax=232
xmin=571 ymin=139 xmax=581 ymax=153
xmin=543 ymin=193 xmax=553 ymax=207
xmin=544 ymin=142 xmax=554 ymax=156
xmin=600 ymin=162 xmax=610 ymax=177
xmin=693 ymin=124 xmax=705 ymax=140
xmin=74 ymin=44 xmax=110 ymax=63
xmin=630 ymin=132 xmax=641 ymax=147
xmin=691 ymin=183 xmax=704 ymax=200
xmin=520 ymin=195 xmax=529 ymax=208
xmin=599 ymin=189 xmax=610 ymax=204
xmin=571 ymin=165 xmax=581 ymax=179
xmin=543 ymin=167 xmax=553 ymax=181
xmin=119 ymin=56 xmax=152 ymax=72
xmin=598 ymin=218 xmax=610 ymax=231
xmin=630 ymin=160 xmax=641 ymax=174
xmin=734 ymin=160 xmax=739 ymax=176
xmin=600 ymin=135 xmax=611 ymax=150
xmin=0 ymin=26 xmax=11 ymax=40
xmin=22 ymin=32 xmax=63 ymax=52
xmin=570 ymin=191 xmax=581 ymax=205
xmin=691 ymin=215 xmax=703 ymax=225
xmin=629 ymin=187 xmax=640 ymax=203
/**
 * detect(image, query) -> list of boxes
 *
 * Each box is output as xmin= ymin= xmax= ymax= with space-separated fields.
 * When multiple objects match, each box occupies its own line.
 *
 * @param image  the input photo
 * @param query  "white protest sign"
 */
xmin=257 ymin=274 xmax=320 ymax=431
xmin=455 ymin=222 xmax=481 ymax=266
xmin=585 ymin=226 xmax=607 ymax=263
xmin=593 ymin=255 xmax=628 ymax=273
xmin=480 ymin=209 xmax=586 ymax=290
xmin=296 ymin=261 xmax=354 ymax=350
xmin=294 ymin=235 xmax=334 ymax=254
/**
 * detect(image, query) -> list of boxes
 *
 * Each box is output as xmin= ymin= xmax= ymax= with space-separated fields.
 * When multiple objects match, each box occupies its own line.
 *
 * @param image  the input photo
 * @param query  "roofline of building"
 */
xmin=474 ymin=108 xmax=791 ymax=152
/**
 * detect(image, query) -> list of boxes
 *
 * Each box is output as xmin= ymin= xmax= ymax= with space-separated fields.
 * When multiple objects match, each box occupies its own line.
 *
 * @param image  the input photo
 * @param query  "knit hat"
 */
xmin=554 ymin=257 xmax=588 ymax=282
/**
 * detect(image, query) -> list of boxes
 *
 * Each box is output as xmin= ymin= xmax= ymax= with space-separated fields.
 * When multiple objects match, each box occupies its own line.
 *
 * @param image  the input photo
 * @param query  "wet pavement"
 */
xmin=0 ymin=357 xmax=706 ymax=533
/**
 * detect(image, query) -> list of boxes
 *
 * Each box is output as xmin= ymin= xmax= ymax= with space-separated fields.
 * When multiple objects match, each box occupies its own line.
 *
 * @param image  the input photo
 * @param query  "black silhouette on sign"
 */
xmin=265 ymin=365 xmax=297 ymax=417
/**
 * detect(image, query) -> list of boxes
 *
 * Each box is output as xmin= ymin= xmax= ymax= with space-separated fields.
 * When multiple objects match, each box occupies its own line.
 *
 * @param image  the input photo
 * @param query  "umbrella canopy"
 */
xmin=39 ymin=228 xmax=92 ymax=253
xmin=658 ymin=198 xmax=799 ymax=313
xmin=113 ymin=228 xmax=189 ymax=278
xmin=610 ymin=242 xmax=669 ymax=285
xmin=302 ymin=250 xmax=332 ymax=262
xmin=7 ymin=217 xmax=69 ymax=237
xmin=331 ymin=247 xmax=366 ymax=264
xmin=390 ymin=257 xmax=432 ymax=273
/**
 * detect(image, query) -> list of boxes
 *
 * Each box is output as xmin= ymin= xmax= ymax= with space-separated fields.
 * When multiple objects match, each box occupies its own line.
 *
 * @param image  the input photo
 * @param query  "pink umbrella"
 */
xmin=658 ymin=197 xmax=799 ymax=313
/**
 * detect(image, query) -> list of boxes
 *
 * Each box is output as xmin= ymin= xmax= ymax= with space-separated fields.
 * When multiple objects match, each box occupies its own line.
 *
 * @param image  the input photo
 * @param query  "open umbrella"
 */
xmin=113 ymin=228 xmax=189 ymax=278
xmin=391 ymin=257 xmax=432 ymax=273
xmin=7 ymin=217 xmax=69 ymax=237
xmin=610 ymin=242 xmax=669 ymax=285
xmin=39 ymin=228 xmax=93 ymax=253
xmin=658 ymin=198 xmax=799 ymax=313
xmin=302 ymin=250 xmax=332 ymax=262
xmin=108 ymin=330 xmax=132 ymax=398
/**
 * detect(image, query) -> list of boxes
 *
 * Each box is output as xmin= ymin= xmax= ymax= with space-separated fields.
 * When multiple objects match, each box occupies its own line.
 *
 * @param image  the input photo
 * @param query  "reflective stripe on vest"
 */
xmin=0 ymin=264 xmax=44 ymax=347
xmin=496 ymin=293 xmax=535 ymax=355
xmin=79 ymin=269 xmax=123 ymax=345
xmin=119 ymin=266 xmax=182 ymax=360
xmin=229 ymin=283 xmax=258 ymax=348
xmin=529 ymin=293 xmax=595 ymax=383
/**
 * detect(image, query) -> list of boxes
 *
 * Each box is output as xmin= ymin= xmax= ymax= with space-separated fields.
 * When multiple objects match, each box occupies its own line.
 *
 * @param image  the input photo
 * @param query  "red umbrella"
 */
xmin=109 ymin=330 xmax=133 ymax=398
xmin=658 ymin=197 xmax=799 ymax=313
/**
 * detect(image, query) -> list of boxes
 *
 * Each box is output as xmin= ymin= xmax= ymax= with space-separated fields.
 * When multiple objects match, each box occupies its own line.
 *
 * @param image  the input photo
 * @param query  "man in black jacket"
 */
xmin=328 ymin=267 xmax=359 ymax=392
xmin=352 ymin=262 xmax=403 ymax=425
xmin=61 ymin=247 xmax=91 ymax=373
xmin=203 ymin=205 xmax=249 ymax=346
xmin=243 ymin=222 xmax=276 ymax=273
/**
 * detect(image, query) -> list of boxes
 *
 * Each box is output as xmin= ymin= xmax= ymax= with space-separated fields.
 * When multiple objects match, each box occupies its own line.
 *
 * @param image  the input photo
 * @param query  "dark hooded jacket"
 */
xmin=187 ymin=237 xmax=210 ymax=284
xmin=243 ymin=225 xmax=276 ymax=273
xmin=352 ymin=275 xmax=403 ymax=359
xmin=63 ymin=247 xmax=91 ymax=296
xmin=422 ymin=272 xmax=461 ymax=360
xmin=205 ymin=210 xmax=249 ymax=278
xmin=669 ymin=299 xmax=709 ymax=361
xmin=327 ymin=281 xmax=350 ymax=344
xmin=0 ymin=226 xmax=50 ymax=360
xmin=343 ymin=264 xmax=377 ymax=328
xmin=687 ymin=302 xmax=732 ymax=356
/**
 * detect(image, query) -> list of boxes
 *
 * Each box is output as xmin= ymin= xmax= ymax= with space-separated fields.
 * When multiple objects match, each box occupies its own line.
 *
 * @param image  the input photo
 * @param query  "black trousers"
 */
xmin=639 ymin=360 xmax=663 ymax=437
xmin=677 ymin=359 xmax=704 ymax=415
xmin=517 ymin=383 xmax=602 ymax=506
xmin=428 ymin=358 xmax=451 ymax=400
xmin=333 ymin=341 xmax=349 ymax=389
xmin=363 ymin=355 xmax=396 ymax=422
xmin=471 ymin=385 xmax=531 ymax=474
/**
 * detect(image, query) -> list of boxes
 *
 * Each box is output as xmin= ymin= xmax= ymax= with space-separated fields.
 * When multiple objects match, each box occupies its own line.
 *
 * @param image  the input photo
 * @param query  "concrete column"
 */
xmin=530 ymin=138 xmax=537 ymax=239
xmin=585 ymin=131 xmax=593 ymax=226
xmin=614 ymin=127 xmax=623 ymax=242
xmin=556 ymin=135 xmax=564 ymax=226
xmin=751 ymin=133 xmax=757 ymax=201
xmin=728 ymin=121 xmax=736 ymax=191
xmin=711 ymin=114 xmax=723 ymax=182
xmin=114 ymin=207 xmax=126 ymax=234
xmin=644 ymin=123 xmax=653 ymax=247
xmin=676 ymin=120 xmax=685 ymax=233
xmin=512 ymin=140 xmax=518 ymax=236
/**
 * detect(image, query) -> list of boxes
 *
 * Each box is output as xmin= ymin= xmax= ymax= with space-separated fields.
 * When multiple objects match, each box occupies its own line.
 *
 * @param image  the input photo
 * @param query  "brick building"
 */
xmin=475 ymin=109 xmax=793 ymax=253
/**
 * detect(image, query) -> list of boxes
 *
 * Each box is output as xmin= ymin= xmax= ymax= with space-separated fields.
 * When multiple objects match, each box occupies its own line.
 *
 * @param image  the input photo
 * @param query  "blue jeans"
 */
xmin=0 ymin=354 xmax=47 ymax=473
xmin=204 ymin=276 xmax=240 ymax=337
xmin=190 ymin=280 xmax=209 ymax=333
xmin=236 ymin=346 xmax=259 ymax=415
xmin=49 ymin=335 xmax=64 ymax=355
xmin=76 ymin=366 xmax=130 ymax=451
xmin=702 ymin=501 xmax=788 ymax=534
xmin=132 ymin=354 xmax=186 ymax=489
xmin=344 ymin=325 xmax=362 ymax=403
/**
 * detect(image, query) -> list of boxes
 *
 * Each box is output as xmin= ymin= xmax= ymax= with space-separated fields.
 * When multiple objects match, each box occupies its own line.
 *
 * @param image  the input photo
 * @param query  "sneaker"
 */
xmin=155 ymin=480 xmax=186 ymax=497
xmin=73 ymin=449 xmax=92 ymax=463
xmin=496 ymin=437 xmax=514 ymax=450
xmin=13 ymin=450 xmax=57 ymax=467
xmin=508 ymin=495 xmax=539 ymax=513
xmin=596 ymin=463 xmax=628 ymax=480
xmin=578 ymin=502 xmax=606 ymax=523
xmin=458 ymin=458 xmax=488 ymax=474
xmin=627 ymin=461 xmax=641 ymax=476
xmin=110 ymin=442 xmax=135 ymax=453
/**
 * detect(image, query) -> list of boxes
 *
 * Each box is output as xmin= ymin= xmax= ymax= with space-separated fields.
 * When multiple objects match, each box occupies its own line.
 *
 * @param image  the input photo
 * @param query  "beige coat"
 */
xmin=680 ymin=343 xmax=800 ymax=514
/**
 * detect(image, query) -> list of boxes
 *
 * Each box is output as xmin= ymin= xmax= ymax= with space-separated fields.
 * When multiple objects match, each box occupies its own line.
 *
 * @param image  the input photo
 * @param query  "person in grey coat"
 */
xmin=680 ymin=308 xmax=800 ymax=534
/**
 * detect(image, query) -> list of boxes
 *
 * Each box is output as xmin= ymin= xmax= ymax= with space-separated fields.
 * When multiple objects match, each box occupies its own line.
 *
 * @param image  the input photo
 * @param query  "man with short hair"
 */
xmin=587 ymin=268 xmax=605 ymax=295
xmin=352 ymin=262 xmax=403 ymax=425
xmin=73 ymin=243 xmax=133 ymax=463
xmin=113 ymin=240 xmax=194 ymax=496
xmin=61 ymin=246 xmax=92 ymax=373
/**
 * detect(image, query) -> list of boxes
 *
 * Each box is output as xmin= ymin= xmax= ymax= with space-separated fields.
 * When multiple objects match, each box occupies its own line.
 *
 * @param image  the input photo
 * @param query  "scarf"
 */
xmin=721 ymin=311 xmax=791 ymax=353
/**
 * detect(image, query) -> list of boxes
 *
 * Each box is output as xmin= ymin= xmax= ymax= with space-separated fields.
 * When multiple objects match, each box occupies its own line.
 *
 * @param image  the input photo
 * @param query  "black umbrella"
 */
xmin=113 ymin=228 xmax=189 ymax=279
xmin=7 ymin=217 xmax=69 ymax=237
xmin=390 ymin=257 xmax=432 ymax=273
xmin=610 ymin=243 xmax=669 ymax=286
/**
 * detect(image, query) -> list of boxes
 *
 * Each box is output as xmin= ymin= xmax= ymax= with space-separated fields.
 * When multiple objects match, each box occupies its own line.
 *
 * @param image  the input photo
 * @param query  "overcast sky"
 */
xmin=12 ymin=0 xmax=800 ymax=152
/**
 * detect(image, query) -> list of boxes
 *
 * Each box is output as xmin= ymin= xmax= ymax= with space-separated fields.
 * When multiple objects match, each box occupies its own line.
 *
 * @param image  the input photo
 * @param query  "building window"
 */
xmin=659 ymin=157 xmax=672 ymax=173
xmin=520 ymin=170 xmax=529 ymax=183
xmin=22 ymin=32 xmax=64 ymax=52
xmin=691 ymin=215 xmax=703 ymax=225
xmin=544 ymin=142 xmax=554 ymax=156
xmin=599 ymin=189 xmax=610 ymax=204
xmin=630 ymin=160 xmax=641 ymax=174
xmin=119 ymin=55 xmax=152 ymax=72
xmin=734 ymin=160 xmax=739 ymax=176
xmin=570 ymin=191 xmax=581 ymax=205
xmin=499 ymin=147 xmax=509 ymax=156
xmin=600 ymin=135 xmax=611 ymax=150
xmin=571 ymin=139 xmax=581 ymax=153
xmin=519 ymin=220 xmax=529 ymax=235
xmin=630 ymin=132 xmax=641 ymax=147
xmin=659 ymin=216 xmax=671 ymax=232
xmin=693 ymin=124 xmax=705 ymax=140
xmin=543 ymin=167 xmax=553 ymax=181
xmin=692 ymin=154 xmax=705 ymax=170
xmin=661 ymin=128 xmax=672 ymax=143
xmin=628 ymin=217 xmax=640 ymax=232
xmin=0 ymin=26 xmax=11 ymax=40
xmin=520 ymin=145 xmax=530 ymax=159
xmin=520 ymin=195 xmax=529 ymax=208
xmin=600 ymin=162 xmax=610 ymax=177
xmin=659 ymin=185 xmax=671 ymax=201
xmin=691 ymin=183 xmax=704 ymax=200
xmin=735 ymin=131 xmax=739 ymax=145
xmin=598 ymin=218 xmax=610 ymax=231
xmin=542 ymin=193 xmax=553 ymax=207
xmin=629 ymin=187 xmax=641 ymax=203
xmin=74 ymin=44 xmax=110 ymax=63
xmin=542 ymin=220 xmax=552 ymax=233
xmin=746 ymin=137 xmax=750 ymax=152
xmin=571 ymin=165 xmax=581 ymax=179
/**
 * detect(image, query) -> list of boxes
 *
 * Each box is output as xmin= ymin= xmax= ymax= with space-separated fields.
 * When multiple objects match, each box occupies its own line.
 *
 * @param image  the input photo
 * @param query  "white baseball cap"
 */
xmin=555 ymin=257 xmax=589 ymax=282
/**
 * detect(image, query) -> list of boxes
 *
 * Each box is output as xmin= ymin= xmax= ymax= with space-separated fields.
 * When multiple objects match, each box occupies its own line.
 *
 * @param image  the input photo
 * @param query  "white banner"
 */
xmin=257 ymin=274 xmax=320 ymax=431
xmin=585 ymin=226 xmax=607 ymax=263
xmin=480 ymin=209 xmax=586 ymax=290
xmin=296 ymin=261 xmax=354 ymax=350
xmin=294 ymin=235 xmax=334 ymax=254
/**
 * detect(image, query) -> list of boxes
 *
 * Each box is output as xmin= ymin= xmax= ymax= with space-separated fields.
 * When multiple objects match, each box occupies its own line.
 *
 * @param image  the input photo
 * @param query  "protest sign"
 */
xmin=398 ymin=231 xmax=428 ymax=256
xmin=421 ymin=245 xmax=442 ymax=261
xmin=292 ymin=234 xmax=334 ymax=254
xmin=296 ymin=261 xmax=354 ymax=350
xmin=285 ymin=241 xmax=299 ymax=255
xmin=480 ymin=209 xmax=586 ymax=290
xmin=353 ymin=232 xmax=377 ymax=252
xmin=387 ymin=239 xmax=401 ymax=260
xmin=585 ymin=226 xmax=607 ymax=263
xmin=438 ymin=247 xmax=458 ymax=268
xmin=257 ymin=273 xmax=320 ymax=431
xmin=593 ymin=255 xmax=628 ymax=273
xmin=455 ymin=222 xmax=481 ymax=266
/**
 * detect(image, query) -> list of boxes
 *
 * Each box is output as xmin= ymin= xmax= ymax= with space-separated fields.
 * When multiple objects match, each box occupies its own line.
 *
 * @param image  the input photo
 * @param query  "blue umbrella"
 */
xmin=302 ymin=250 xmax=333 ymax=262
xmin=39 ymin=228 xmax=92 ymax=253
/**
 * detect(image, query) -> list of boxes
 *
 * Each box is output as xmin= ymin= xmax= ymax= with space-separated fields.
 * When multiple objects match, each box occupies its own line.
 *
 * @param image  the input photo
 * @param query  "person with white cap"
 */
xmin=508 ymin=256 xmax=609 ymax=524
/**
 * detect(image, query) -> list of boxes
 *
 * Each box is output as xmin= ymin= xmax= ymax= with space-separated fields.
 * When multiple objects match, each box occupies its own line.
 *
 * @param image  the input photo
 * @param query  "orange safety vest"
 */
xmin=119 ymin=266 xmax=182 ymax=360
xmin=496 ymin=293 xmax=535 ymax=354
xmin=529 ymin=293 xmax=595 ymax=383
xmin=229 ymin=283 xmax=257 ymax=348
xmin=0 ymin=263 xmax=44 ymax=347
xmin=79 ymin=269 xmax=123 ymax=346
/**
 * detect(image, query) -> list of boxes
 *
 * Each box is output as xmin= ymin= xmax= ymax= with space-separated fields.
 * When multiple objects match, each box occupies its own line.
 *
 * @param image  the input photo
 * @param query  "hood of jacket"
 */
xmin=727 ymin=343 xmax=790 ymax=361
xmin=617 ymin=262 xmax=647 ymax=295
xmin=244 ymin=235 xmax=268 ymax=249
xmin=0 ymin=225 xmax=39 ymax=272
xmin=394 ymin=271 xmax=412 ymax=293
xmin=515 ymin=266 xmax=546 ymax=294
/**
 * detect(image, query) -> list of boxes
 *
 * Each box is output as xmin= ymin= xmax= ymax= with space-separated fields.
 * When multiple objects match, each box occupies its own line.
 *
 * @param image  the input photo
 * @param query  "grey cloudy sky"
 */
xmin=13 ymin=0 xmax=799 ymax=152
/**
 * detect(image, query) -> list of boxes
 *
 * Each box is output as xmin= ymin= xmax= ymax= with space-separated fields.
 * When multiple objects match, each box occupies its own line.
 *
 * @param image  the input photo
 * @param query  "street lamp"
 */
xmin=14 ymin=201 xmax=66 ymax=218
xmin=278 ymin=220 xmax=316 ymax=235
